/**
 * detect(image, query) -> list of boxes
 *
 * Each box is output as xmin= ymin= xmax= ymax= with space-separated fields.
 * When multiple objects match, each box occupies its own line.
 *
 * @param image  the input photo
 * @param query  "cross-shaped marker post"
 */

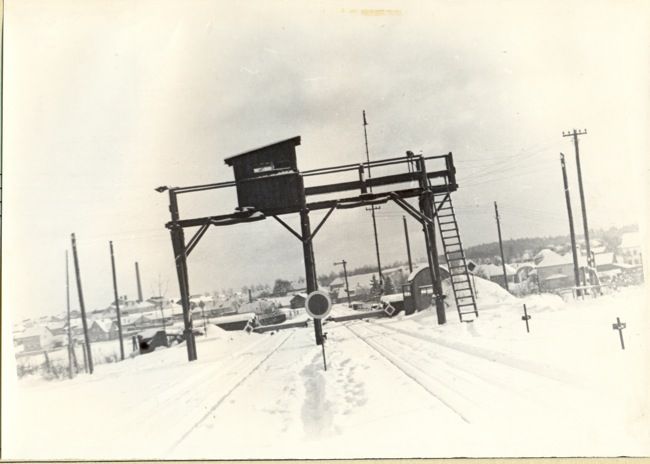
xmin=612 ymin=317 xmax=626 ymax=350
xmin=521 ymin=304 xmax=531 ymax=333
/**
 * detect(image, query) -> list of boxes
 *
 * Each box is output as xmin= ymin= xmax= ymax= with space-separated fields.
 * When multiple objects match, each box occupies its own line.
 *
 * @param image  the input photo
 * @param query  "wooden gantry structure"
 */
xmin=159 ymin=136 xmax=477 ymax=362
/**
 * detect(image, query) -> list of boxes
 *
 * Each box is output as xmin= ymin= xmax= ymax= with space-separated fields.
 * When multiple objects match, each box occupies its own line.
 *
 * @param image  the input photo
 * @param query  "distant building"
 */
xmin=290 ymin=293 xmax=307 ymax=309
xmin=13 ymin=326 xmax=55 ymax=353
xmin=89 ymin=319 xmax=120 ymax=342
xmin=535 ymin=249 xmax=590 ymax=291
xmin=475 ymin=263 xmax=516 ymax=288
xmin=618 ymin=232 xmax=642 ymax=266
xmin=328 ymin=266 xmax=409 ymax=303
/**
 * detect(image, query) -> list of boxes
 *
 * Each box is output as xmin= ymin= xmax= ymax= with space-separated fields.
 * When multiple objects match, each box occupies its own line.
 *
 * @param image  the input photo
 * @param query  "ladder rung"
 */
xmin=439 ymin=221 xmax=456 ymax=225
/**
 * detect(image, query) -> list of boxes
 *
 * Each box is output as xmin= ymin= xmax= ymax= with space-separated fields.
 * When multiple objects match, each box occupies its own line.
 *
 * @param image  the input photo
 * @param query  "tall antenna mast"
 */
xmin=362 ymin=110 xmax=383 ymax=287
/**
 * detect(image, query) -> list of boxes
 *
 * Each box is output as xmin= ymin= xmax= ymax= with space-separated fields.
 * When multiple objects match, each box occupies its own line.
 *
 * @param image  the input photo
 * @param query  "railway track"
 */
xmin=344 ymin=323 xmax=471 ymax=423
xmin=344 ymin=320 xmax=578 ymax=425
xmin=166 ymin=330 xmax=295 ymax=452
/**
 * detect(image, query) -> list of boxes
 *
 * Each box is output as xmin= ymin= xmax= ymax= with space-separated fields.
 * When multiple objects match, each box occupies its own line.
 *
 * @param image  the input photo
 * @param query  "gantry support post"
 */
xmin=416 ymin=158 xmax=446 ymax=324
xmin=169 ymin=190 xmax=197 ymax=361
xmin=300 ymin=206 xmax=324 ymax=345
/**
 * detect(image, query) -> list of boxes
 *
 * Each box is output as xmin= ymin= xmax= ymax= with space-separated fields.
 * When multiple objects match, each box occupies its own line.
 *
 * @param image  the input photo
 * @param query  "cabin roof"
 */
xmin=223 ymin=136 xmax=301 ymax=166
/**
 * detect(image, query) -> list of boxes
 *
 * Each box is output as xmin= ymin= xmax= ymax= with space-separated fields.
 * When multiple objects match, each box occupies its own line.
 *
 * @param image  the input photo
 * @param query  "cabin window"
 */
xmin=402 ymin=285 xmax=411 ymax=297
xmin=419 ymin=285 xmax=433 ymax=295
xmin=253 ymin=162 xmax=275 ymax=174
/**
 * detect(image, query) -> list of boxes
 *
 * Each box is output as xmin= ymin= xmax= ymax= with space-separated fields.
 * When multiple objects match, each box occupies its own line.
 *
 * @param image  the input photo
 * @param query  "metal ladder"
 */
xmin=433 ymin=192 xmax=478 ymax=322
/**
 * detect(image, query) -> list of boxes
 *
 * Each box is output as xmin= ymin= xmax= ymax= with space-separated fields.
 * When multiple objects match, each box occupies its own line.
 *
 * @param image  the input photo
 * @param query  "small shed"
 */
xmin=290 ymin=293 xmax=307 ymax=309
xmin=402 ymin=265 xmax=451 ymax=314
xmin=224 ymin=136 xmax=303 ymax=213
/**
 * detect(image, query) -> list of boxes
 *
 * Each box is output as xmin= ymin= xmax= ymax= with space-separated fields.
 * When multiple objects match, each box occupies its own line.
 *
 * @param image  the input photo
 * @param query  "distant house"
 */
xmin=475 ymin=263 xmax=516 ymax=288
xmin=111 ymin=297 xmax=156 ymax=315
xmin=266 ymin=295 xmax=294 ymax=309
xmin=290 ymin=293 xmax=308 ymax=309
xmin=13 ymin=326 xmax=55 ymax=353
xmin=329 ymin=272 xmax=377 ymax=302
xmin=618 ymin=232 xmax=642 ymax=266
xmin=512 ymin=262 xmax=536 ymax=284
xmin=89 ymin=319 xmax=120 ymax=342
xmin=535 ymin=249 xmax=590 ymax=291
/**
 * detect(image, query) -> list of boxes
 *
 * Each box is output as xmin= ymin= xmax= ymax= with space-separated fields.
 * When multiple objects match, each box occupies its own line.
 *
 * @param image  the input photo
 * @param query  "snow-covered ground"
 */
xmin=4 ymin=281 xmax=649 ymax=459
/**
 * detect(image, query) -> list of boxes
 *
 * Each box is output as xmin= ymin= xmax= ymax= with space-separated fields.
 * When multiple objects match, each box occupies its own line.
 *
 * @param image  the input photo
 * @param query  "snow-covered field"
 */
xmin=4 ymin=282 xmax=649 ymax=459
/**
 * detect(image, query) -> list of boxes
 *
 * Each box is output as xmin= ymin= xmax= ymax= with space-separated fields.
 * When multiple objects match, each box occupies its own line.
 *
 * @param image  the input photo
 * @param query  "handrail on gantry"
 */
xmin=170 ymin=152 xmax=455 ymax=194
xmin=301 ymin=152 xmax=452 ymax=177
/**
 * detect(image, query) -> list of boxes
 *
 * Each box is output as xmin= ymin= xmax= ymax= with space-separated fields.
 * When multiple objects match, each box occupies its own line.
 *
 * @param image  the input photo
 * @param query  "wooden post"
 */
xmin=560 ymin=154 xmax=582 ymax=297
xmin=71 ymin=233 xmax=94 ymax=374
xmin=403 ymin=216 xmax=413 ymax=273
xmin=109 ymin=241 xmax=125 ymax=361
xmin=135 ymin=261 xmax=143 ymax=302
xmin=65 ymin=251 xmax=73 ymax=379
xmin=494 ymin=201 xmax=510 ymax=292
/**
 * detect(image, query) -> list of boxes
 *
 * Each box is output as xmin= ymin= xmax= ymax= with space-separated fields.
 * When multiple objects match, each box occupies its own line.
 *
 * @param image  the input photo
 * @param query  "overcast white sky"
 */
xmin=3 ymin=0 xmax=648 ymax=321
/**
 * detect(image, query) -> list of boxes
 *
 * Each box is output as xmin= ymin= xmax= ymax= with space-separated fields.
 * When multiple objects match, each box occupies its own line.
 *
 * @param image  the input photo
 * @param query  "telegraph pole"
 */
xmin=563 ymin=129 xmax=592 ymax=267
xmin=109 ymin=241 xmax=125 ymax=361
xmin=403 ymin=215 xmax=413 ymax=273
xmin=65 ymin=251 xmax=73 ymax=379
xmin=560 ymin=154 xmax=582 ymax=295
xmin=135 ymin=261 xmax=143 ymax=302
xmin=334 ymin=260 xmax=351 ymax=307
xmin=70 ymin=233 xmax=93 ymax=374
xmin=494 ymin=202 xmax=510 ymax=292
xmin=363 ymin=110 xmax=383 ymax=287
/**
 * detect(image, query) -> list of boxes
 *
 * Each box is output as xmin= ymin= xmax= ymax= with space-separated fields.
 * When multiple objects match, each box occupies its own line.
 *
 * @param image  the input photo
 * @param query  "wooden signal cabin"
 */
xmin=224 ymin=136 xmax=303 ymax=213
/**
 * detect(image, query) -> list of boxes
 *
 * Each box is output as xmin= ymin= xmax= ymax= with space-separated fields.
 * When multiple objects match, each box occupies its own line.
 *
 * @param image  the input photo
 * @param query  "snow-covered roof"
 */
xmin=407 ymin=264 xmax=429 ymax=282
xmin=330 ymin=272 xmax=378 ymax=290
xmin=536 ymin=250 xmax=587 ymax=269
xmin=211 ymin=312 xmax=256 ymax=324
xmin=15 ymin=325 xmax=52 ymax=339
xmin=594 ymin=252 xmax=614 ymax=266
xmin=190 ymin=295 xmax=214 ymax=304
xmin=381 ymin=293 xmax=404 ymax=303
xmin=92 ymin=319 xmax=115 ymax=332
xmin=475 ymin=263 xmax=516 ymax=277
xmin=266 ymin=295 xmax=293 ymax=307
xmin=543 ymin=273 xmax=568 ymax=281
xmin=620 ymin=232 xmax=640 ymax=249
xmin=591 ymin=245 xmax=607 ymax=255
xmin=169 ymin=303 xmax=185 ymax=316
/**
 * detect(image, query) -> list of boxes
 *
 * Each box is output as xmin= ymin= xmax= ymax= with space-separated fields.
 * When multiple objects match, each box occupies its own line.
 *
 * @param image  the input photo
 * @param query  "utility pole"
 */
xmin=334 ymin=260 xmax=351 ymax=307
xmin=65 ymin=251 xmax=73 ymax=379
xmin=157 ymin=275 xmax=167 ymax=334
xmin=494 ymin=202 xmax=510 ymax=292
xmin=560 ymin=154 xmax=582 ymax=296
xmin=563 ymin=129 xmax=591 ymax=268
xmin=109 ymin=241 xmax=125 ymax=361
xmin=135 ymin=261 xmax=143 ymax=302
xmin=363 ymin=110 xmax=383 ymax=288
xmin=70 ymin=233 xmax=93 ymax=374
xmin=403 ymin=216 xmax=413 ymax=273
